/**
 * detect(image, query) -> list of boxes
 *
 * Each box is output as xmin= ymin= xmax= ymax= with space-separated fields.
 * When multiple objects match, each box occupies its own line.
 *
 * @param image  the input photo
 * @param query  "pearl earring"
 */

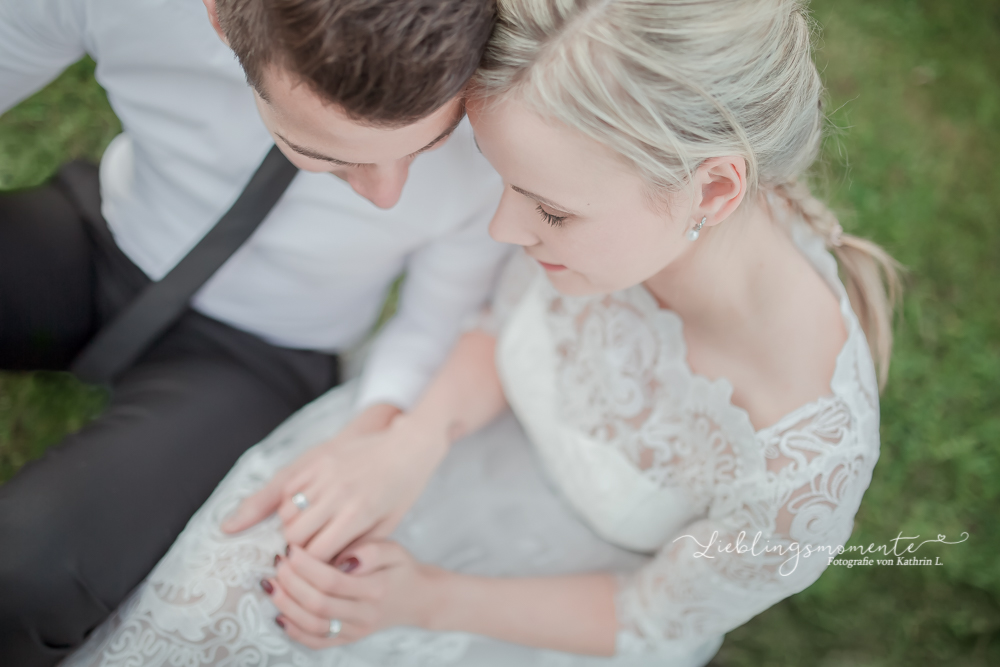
xmin=687 ymin=217 xmax=706 ymax=241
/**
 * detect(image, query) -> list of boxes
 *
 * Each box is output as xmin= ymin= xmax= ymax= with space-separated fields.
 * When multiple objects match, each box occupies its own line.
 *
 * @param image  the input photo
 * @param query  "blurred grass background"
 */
xmin=1 ymin=0 xmax=998 ymax=664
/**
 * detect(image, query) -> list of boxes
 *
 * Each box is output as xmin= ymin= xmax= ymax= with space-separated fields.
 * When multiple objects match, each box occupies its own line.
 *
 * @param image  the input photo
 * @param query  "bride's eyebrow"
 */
xmin=510 ymin=185 xmax=576 ymax=215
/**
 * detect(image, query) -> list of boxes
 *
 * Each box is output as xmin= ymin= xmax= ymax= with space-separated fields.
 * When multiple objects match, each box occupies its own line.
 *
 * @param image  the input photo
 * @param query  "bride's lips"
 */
xmin=536 ymin=260 xmax=567 ymax=272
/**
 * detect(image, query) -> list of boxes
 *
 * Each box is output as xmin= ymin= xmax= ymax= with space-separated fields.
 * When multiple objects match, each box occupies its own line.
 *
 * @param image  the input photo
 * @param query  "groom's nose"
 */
xmin=344 ymin=161 xmax=411 ymax=210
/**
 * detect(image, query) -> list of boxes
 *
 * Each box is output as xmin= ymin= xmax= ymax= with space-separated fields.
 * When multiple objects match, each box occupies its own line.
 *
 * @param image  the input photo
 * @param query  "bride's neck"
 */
xmin=642 ymin=196 xmax=791 ymax=333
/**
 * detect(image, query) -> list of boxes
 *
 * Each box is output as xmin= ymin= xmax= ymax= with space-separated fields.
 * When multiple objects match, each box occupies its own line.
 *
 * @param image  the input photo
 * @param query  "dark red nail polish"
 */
xmin=338 ymin=557 xmax=360 ymax=573
xmin=274 ymin=554 xmax=281 ymax=567
xmin=275 ymin=616 xmax=285 ymax=629
xmin=260 ymin=579 xmax=274 ymax=595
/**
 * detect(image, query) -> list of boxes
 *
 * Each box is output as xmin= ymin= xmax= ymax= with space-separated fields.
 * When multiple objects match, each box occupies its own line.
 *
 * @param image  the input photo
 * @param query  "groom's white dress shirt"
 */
xmin=0 ymin=0 xmax=509 ymax=410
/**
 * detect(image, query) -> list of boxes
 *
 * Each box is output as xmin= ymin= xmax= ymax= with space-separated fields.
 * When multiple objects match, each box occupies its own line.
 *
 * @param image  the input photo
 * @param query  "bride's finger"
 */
xmin=276 ymin=555 xmax=368 ymax=615
xmin=285 ymin=545 xmax=370 ymax=600
xmin=269 ymin=577 xmax=361 ymax=640
xmin=278 ymin=614 xmax=356 ymax=650
xmin=303 ymin=510 xmax=367 ymax=562
xmin=332 ymin=540 xmax=405 ymax=576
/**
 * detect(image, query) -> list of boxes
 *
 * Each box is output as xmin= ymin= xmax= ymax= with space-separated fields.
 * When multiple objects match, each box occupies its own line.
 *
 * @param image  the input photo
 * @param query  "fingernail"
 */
xmin=337 ymin=557 xmax=360 ymax=573
xmin=260 ymin=579 xmax=274 ymax=595
xmin=274 ymin=554 xmax=281 ymax=567
xmin=285 ymin=544 xmax=291 ymax=556
xmin=275 ymin=615 xmax=285 ymax=629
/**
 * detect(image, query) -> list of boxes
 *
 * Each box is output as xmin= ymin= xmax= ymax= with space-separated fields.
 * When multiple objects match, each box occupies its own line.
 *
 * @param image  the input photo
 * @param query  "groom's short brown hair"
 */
xmin=216 ymin=0 xmax=496 ymax=126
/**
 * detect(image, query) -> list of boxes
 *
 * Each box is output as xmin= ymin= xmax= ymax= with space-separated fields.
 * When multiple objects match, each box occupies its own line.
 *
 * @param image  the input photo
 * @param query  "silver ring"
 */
xmin=291 ymin=493 xmax=309 ymax=511
xmin=326 ymin=618 xmax=342 ymax=638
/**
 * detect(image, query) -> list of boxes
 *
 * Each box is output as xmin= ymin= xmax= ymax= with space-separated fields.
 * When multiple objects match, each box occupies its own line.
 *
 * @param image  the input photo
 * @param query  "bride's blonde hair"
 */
xmin=474 ymin=0 xmax=901 ymax=389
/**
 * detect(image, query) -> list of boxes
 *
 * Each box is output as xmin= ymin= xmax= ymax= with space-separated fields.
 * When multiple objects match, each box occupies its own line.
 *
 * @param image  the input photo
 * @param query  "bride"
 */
xmin=65 ymin=0 xmax=899 ymax=664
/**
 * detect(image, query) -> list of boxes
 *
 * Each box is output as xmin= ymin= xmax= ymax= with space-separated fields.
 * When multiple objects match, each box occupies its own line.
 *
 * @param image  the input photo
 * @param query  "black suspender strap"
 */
xmin=70 ymin=145 xmax=299 ymax=384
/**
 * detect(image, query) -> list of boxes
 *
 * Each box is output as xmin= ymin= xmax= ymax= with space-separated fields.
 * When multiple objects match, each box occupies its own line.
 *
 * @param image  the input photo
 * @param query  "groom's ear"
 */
xmin=202 ymin=0 xmax=230 ymax=47
xmin=694 ymin=156 xmax=748 ymax=228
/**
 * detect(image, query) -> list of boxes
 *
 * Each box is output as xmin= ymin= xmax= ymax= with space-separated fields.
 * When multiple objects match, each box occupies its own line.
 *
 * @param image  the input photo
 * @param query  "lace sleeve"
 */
xmin=465 ymin=249 xmax=540 ymax=335
xmin=614 ymin=396 xmax=879 ymax=654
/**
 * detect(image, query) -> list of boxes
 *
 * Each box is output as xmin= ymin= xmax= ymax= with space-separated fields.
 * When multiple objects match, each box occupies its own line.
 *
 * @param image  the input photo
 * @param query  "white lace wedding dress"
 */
xmin=63 ymin=219 xmax=881 ymax=667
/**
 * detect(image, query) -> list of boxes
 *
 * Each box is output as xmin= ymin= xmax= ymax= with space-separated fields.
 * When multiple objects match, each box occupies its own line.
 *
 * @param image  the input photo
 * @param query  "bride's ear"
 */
xmin=693 ymin=156 xmax=748 ymax=228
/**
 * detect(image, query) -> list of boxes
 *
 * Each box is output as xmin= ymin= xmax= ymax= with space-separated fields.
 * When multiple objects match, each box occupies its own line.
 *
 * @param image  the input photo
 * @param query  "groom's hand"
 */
xmin=223 ymin=332 xmax=504 ymax=561
xmin=275 ymin=412 xmax=450 ymax=562
xmin=221 ymin=403 xmax=402 ymax=536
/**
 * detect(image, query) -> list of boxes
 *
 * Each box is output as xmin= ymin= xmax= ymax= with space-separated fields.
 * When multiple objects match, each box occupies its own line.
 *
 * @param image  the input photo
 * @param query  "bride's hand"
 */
xmin=265 ymin=542 xmax=441 ymax=648
xmin=222 ymin=404 xmax=449 ymax=562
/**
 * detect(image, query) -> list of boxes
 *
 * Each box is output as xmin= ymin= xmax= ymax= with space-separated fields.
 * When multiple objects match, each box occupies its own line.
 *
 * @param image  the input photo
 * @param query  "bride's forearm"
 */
xmin=422 ymin=569 xmax=619 ymax=657
xmin=392 ymin=329 xmax=507 ymax=451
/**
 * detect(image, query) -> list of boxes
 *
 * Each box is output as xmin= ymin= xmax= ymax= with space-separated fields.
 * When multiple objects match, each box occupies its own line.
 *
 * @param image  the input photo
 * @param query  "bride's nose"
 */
xmin=488 ymin=191 xmax=541 ymax=247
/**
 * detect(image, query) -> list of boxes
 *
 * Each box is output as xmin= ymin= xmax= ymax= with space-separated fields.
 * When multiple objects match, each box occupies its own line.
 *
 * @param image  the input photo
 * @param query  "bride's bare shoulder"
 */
xmin=696 ymin=252 xmax=849 ymax=432
xmin=754 ymin=263 xmax=847 ymax=430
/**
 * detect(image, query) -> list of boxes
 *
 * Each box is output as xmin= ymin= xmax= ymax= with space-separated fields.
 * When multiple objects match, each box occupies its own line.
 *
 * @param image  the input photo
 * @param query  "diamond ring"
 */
xmin=326 ymin=618 xmax=342 ymax=638
xmin=291 ymin=493 xmax=309 ymax=511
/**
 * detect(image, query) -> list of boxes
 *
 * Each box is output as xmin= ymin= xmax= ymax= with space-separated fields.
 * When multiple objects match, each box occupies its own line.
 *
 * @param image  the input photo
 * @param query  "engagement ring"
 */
xmin=291 ymin=493 xmax=309 ymax=511
xmin=327 ymin=618 xmax=342 ymax=638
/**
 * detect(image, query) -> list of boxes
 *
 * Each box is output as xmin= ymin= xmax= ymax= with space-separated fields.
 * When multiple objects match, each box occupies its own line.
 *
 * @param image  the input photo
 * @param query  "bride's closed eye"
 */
xmin=536 ymin=204 xmax=568 ymax=228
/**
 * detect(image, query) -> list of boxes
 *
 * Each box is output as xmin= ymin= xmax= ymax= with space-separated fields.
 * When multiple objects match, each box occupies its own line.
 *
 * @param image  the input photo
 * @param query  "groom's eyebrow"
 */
xmin=510 ymin=185 xmax=576 ymax=214
xmin=276 ymin=107 xmax=466 ymax=167
xmin=276 ymin=134 xmax=360 ymax=166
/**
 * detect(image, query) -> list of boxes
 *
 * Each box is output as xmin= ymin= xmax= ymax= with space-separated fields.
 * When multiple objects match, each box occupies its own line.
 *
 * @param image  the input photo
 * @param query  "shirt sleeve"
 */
xmin=614 ymin=396 xmax=878 ymax=655
xmin=354 ymin=202 xmax=513 ymax=411
xmin=0 ymin=0 xmax=88 ymax=114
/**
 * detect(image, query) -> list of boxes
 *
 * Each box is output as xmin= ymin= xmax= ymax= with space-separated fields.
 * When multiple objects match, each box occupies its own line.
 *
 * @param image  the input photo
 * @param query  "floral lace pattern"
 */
xmin=63 ymin=393 xmax=667 ymax=667
xmin=63 ymin=388 xmax=482 ymax=667
xmin=497 ymin=222 xmax=880 ymax=654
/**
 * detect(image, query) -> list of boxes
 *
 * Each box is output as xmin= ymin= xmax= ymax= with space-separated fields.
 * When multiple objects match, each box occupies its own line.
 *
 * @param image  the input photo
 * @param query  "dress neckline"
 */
xmin=620 ymin=220 xmax=863 ymax=439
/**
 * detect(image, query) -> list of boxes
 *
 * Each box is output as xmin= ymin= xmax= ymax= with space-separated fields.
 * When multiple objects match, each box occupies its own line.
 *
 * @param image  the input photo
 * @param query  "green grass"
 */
xmin=0 ymin=58 xmax=121 ymax=190
xmin=0 ymin=58 xmax=118 ymax=480
xmin=1 ymin=2 xmax=999 ymax=664
xmin=712 ymin=1 xmax=1000 ymax=665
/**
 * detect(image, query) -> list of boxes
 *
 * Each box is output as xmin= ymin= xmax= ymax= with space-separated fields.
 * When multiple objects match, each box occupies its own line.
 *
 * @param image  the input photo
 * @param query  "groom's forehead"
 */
xmin=257 ymin=69 xmax=466 ymax=163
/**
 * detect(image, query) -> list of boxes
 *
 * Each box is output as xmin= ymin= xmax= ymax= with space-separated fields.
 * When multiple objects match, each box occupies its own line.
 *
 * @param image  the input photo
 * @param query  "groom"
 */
xmin=0 ymin=0 xmax=506 ymax=664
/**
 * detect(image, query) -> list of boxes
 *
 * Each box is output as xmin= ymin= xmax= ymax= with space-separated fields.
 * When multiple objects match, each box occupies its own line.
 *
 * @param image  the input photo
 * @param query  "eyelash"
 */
xmin=536 ymin=204 xmax=568 ymax=228
xmin=407 ymin=133 xmax=452 ymax=160
xmin=335 ymin=133 xmax=452 ymax=168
